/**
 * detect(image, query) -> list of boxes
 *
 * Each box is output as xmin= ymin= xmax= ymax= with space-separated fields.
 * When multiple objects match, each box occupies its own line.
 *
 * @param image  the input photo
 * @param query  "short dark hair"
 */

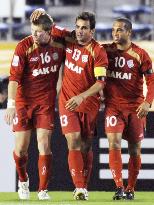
xmin=31 ymin=13 xmax=53 ymax=31
xmin=115 ymin=17 xmax=132 ymax=31
xmin=75 ymin=11 xmax=96 ymax=29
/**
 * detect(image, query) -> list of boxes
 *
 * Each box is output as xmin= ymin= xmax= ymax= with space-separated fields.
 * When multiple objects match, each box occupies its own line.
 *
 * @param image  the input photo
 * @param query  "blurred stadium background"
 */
xmin=0 ymin=0 xmax=154 ymax=193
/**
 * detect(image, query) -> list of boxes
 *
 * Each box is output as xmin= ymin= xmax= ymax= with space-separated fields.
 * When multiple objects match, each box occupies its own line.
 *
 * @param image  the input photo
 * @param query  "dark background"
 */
xmin=16 ymin=111 xmax=154 ymax=191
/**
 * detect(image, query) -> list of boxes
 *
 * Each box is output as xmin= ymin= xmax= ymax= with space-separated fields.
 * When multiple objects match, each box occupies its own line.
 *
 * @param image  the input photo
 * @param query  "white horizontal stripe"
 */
xmin=0 ymin=50 xmax=14 ymax=54
xmin=99 ymin=138 xmax=154 ymax=149
xmin=99 ymin=154 xmax=154 ymax=164
xmin=0 ymin=51 xmax=13 ymax=60
xmin=99 ymin=169 xmax=154 ymax=179
xmin=0 ymin=64 xmax=10 ymax=68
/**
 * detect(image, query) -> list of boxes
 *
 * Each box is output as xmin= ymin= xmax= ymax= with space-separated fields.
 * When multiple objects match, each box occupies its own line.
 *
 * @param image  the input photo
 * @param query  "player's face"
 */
xmin=112 ymin=21 xmax=131 ymax=45
xmin=75 ymin=19 xmax=94 ymax=45
xmin=31 ymin=24 xmax=50 ymax=45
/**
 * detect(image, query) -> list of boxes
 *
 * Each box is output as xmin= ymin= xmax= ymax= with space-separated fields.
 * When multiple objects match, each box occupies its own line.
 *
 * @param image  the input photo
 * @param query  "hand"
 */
xmin=136 ymin=101 xmax=150 ymax=119
xmin=65 ymin=95 xmax=84 ymax=111
xmin=4 ymin=108 xmax=16 ymax=125
xmin=30 ymin=8 xmax=46 ymax=21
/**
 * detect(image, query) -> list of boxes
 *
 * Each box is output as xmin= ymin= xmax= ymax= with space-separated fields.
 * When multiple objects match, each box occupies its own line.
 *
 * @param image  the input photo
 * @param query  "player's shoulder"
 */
xmin=102 ymin=42 xmax=116 ymax=52
xmin=16 ymin=35 xmax=34 ymax=51
xmin=18 ymin=35 xmax=33 ymax=47
xmin=90 ymin=39 xmax=105 ymax=51
xmin=87 ymin=39 xmax=108 ymax=61
xmin=130 ymin=42 xmax=151 ymax=60
xmin=91 ymin=38 xmax=101 ymax=47
xmin=131 ymin=42 xmax=146 ymax=54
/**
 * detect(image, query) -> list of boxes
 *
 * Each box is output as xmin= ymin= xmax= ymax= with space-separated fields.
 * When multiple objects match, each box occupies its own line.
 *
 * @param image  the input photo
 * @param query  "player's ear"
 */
xmin=128 ymin=29 xmax=132 ymax=38
xmin=130 ymin=30 xmax=132 ymax=36
xmin=91 ymin=29 xmax=95 ymax=35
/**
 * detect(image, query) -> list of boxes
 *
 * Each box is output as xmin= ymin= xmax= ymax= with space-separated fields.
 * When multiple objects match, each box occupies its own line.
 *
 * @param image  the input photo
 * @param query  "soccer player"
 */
xmin=4 ymin=13 xmax=65 ymax=200
xmin=31 ymin=10 xmax=108 ymax=200
xmin=59 ymin=12 xmax=108 ymax=201
xmin=102 ymin=17 xmax=154 ymax=200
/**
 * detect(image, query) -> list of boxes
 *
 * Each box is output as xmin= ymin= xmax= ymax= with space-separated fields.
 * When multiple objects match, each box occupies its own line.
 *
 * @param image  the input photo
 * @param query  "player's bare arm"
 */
xmin=136 ymin=68 xmax=154 ymax=118
xmin=137 ymin=68 xmax=154 ymax=118
xmin=65 ymin=81 xmax=104 ymax=111
xmin=4 ymin=81 xmax=18 ymax=125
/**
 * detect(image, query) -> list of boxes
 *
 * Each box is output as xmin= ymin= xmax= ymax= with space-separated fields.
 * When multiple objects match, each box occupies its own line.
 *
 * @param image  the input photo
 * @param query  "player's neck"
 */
xmin=116 ymin=40 xmax=131 ymax=51
xmin=77 ymin=38 xmax=92 ymax=46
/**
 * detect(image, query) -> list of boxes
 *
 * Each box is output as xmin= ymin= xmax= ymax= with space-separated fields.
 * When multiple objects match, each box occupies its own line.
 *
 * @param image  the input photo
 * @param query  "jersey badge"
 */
xmin=127 ymin=60 xmax=134 ymax=68
xmin=12 ymin=55 xmax=19 ymax=67
xmin=82 ymin=55 xmax=88 ymax=63
xmin=52 ymin=52 xmax=59 ymax=60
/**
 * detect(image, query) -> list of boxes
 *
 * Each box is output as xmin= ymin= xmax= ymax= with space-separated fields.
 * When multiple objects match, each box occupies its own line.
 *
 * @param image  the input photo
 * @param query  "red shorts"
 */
xmin=13 ymin=104 xmax=55 ymax=131
xmin=59 ymin=105 xmax=99 ymax=138
xmin=104 ymin=106 xmax=145 ymax=143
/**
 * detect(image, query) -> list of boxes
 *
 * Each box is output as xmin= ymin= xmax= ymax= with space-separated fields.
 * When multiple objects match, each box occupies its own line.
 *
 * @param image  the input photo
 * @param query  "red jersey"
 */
xmin=10 ymin=35 xmax=65 ymax=105
xmin=103 ymin=42 xmax=154 ymax=109
xmin=52 ymin=26 xmax=108 ymax=113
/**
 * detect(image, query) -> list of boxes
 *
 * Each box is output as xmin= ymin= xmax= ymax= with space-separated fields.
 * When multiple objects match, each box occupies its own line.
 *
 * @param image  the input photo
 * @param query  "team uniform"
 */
xmin=51 ymin=25 xmax=108 ymax=198
xmin=52 ymin=26 xmax=108 ymax=137
xmin=103 ymin=42 xmax=154 ymax=199
xmin=103 ymin=42 xmax=154 ymax=142
xmin=10 ymin=35 xmax=65 ymax=131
